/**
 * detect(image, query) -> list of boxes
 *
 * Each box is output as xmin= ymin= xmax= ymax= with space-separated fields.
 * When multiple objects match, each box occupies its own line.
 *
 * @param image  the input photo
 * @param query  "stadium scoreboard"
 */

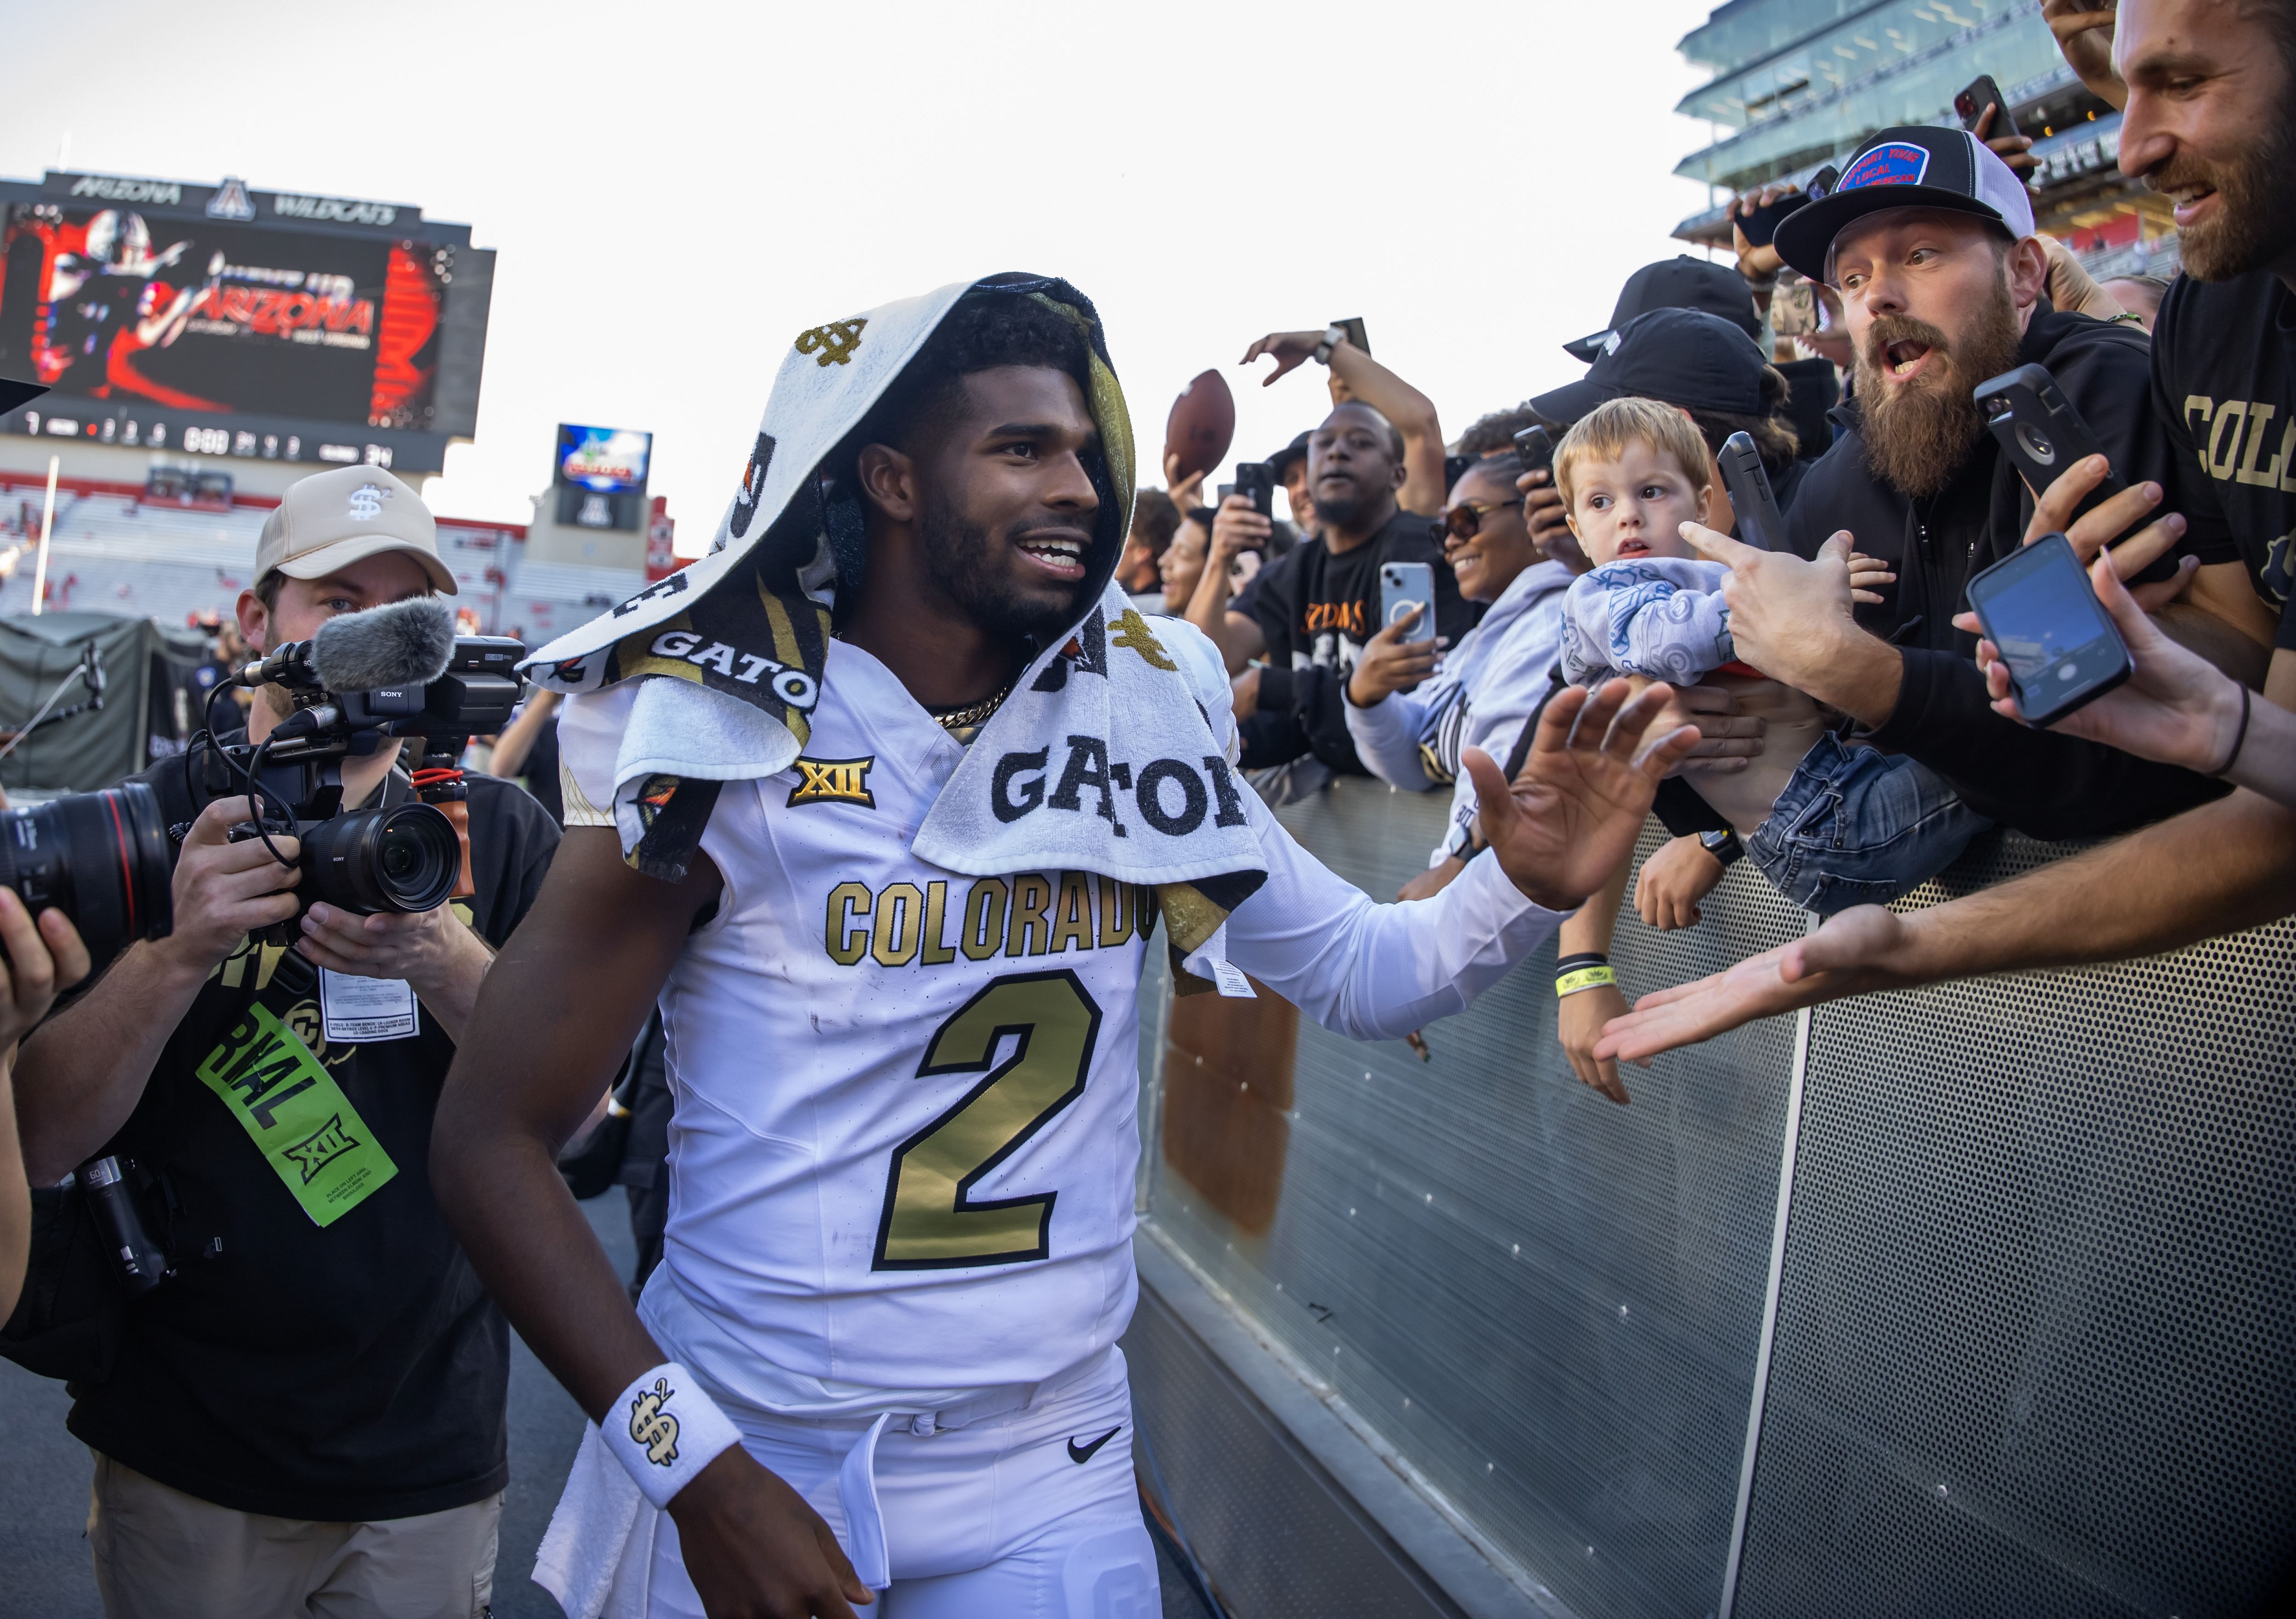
xmin=0 ymin=171 xmax=494 ymax=475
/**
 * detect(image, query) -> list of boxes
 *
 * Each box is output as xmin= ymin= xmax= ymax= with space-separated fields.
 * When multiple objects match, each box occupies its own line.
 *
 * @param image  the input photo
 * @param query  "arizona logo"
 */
xmin=788 ymin=756 xmax=875 ymax=808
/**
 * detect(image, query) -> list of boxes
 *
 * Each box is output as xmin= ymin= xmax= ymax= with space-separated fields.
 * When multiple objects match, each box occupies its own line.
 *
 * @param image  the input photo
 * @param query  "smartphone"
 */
xmin=1511 ymin=425 xmax=1555 ymax=478
xmin=1974 ymin=364 xmax=2125 ymax=521
xmin=1954 ymin=74 xmax=2017 ymax=137
xmin=1233 ymin=461 xmax=1274 ymax=517
xmin=1735 ymin=189 xmax=1806 ymax=249
xmin=1378 ymin=561 xmax=1437 ymax=646
xmin=1965 ymin=531 xmax=2131 ymax=726
xmin=1334 ymin=317 xmax=1370 ymax=357
xmin=1717 ymin=432 xmax=1784 ymax=551
xmin=1443 ymin=453 xmax=1474 ymax=494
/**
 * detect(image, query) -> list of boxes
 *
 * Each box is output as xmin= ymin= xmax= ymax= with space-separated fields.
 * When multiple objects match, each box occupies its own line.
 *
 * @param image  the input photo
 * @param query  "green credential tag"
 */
xmin=195 ymin=1002 xmax=397 ymax=1227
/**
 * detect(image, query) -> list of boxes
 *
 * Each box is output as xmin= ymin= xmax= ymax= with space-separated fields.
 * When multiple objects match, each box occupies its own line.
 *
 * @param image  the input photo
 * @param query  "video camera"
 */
xmin=213 ymin=597 xmax=523 ymax=937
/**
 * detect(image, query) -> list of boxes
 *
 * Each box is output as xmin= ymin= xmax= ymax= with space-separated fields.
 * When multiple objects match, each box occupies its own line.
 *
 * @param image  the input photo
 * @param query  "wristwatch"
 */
xmin=1311 ymin=324 xmax=1347 ymax=365
xmin=1699 ymin=828 xmax=1745 ymax=868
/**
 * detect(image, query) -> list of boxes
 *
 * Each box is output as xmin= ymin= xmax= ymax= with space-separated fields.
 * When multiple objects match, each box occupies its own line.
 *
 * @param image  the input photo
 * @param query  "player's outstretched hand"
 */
xmin=1592 ymin=904 xmax=1914 ymax=1063
xmin=1463 ymin=679 xmax=1700 ymax=912
xmin=668 ymin=1446 xmax=874 ymax=1618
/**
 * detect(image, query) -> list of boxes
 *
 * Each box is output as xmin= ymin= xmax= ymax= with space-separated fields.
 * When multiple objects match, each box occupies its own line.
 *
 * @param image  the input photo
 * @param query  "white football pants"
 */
xmin=643 ymin=1346 xmax=1160 ymax=1618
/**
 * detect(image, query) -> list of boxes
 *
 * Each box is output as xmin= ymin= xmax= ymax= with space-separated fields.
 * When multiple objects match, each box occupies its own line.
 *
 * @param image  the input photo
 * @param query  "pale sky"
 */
xmin=3 ymin=0 xmax=1725 ymax=552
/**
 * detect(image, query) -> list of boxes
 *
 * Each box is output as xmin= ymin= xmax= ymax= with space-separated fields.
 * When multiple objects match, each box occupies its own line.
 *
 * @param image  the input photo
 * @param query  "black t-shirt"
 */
xmin=2155 ymin=269 xmax=2296 ymax=650
xmin=66 ymin=747 xmax=559 ymax=1522
xmin=1244 ymin=507 xmax=1473 ymax=773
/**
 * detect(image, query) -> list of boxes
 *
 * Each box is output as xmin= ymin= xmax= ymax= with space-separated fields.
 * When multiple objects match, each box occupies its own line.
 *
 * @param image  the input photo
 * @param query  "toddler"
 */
xmin=1553 ymin=397 xmax=1988 ymax=915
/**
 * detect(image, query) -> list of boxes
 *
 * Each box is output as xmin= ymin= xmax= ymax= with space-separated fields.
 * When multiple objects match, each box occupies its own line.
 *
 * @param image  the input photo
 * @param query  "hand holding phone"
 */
xmin=1378 ymin=561 xmax=1438 ymax=648
xmin=1734 ymin=190 xmax=1807 ymax=250
xmin=1716 ymin=432 xmax=1784 ymax=552
xmin=1954 ymin=74 xmax=2016 ymax=136
xmin=1964 ymin=531 xmax=2131 ymax=726
xmin=1974 ymin=364 xmax=2127 ymax=523
xmin=1233 ymin=461 xmax=1275 ymax=518
xmin=1511 ymin=426 xmax=1555 ymax=478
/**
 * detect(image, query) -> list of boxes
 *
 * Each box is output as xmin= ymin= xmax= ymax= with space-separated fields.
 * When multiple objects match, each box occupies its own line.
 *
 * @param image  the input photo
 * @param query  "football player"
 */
xmin=435 ymin=277 xmax=1698 ymax=1619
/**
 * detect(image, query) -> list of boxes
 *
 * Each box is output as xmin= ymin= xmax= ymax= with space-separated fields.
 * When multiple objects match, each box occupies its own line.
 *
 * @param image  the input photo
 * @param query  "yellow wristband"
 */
xmin=1555 ymin=965 xmax=1617 ymax=997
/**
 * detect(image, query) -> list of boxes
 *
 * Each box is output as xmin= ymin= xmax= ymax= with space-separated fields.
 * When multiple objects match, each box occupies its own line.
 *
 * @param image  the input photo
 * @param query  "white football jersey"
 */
xmin=560 ymin=632 xmax=1565 ymax=1415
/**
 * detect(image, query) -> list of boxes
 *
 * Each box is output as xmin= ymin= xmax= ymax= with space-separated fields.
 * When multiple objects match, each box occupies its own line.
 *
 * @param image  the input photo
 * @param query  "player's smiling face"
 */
xmin=913 ymin=365 xmax=1105 ymax=640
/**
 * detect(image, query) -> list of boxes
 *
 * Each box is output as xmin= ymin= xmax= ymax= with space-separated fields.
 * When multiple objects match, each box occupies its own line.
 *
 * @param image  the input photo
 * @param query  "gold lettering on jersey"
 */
xmin=824 ymin=874 xmax=1153 ymax=969
xmin=2190 ymin=395 xmax=2296 ymax=492
xmin=2208 ymin=402 xmax=2250 ymax=478
xmin=789 ymin=756 xmax=876 ymax=809
xmin=1008 ymin=874 xmax=1054 ymax=956
xmin=960 ymin=877 xmax=1008 ymax=961
xmin=827 ymin=881 xmax=872 ymax=965
xmin=2238 ymin=405 xmax=2283 ymax=487
xmin=872 ymin=882 xmax=924 ymax=966
xmin=1096 ymin=872 xmax=1134 ymax=948
xmin=920 ymin=881 xmax=957 ymax=966
xmin=1048 ymin=871 xmax=1093 ymax=954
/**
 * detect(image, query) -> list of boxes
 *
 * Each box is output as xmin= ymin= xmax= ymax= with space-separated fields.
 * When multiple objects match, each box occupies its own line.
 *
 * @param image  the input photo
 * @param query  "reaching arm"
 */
xmin=0 ymin=890 xmax=91 ymax=1322
xmin=433 ymin=829 xmax=871 ymax=1619
xmin=1239 ymin=330 xmax=1445 ymax=515
xmin=1228 ymin=680 xmax=1698 ymax=1040
xmin=489 ymin=687 xmax=563 ymax=781
xmin=1595 ymin=786 xmax=2296 ymax=1062
xmin=1325 ymin=343 xmax=1445 ymax=516
xmin=1555 ymin=856 xmax=1634 ymax=1105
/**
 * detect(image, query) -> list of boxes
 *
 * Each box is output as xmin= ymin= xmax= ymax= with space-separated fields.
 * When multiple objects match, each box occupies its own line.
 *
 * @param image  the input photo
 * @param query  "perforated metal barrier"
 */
xmin=1127 ymin=777 xmax=2295 ymax=1619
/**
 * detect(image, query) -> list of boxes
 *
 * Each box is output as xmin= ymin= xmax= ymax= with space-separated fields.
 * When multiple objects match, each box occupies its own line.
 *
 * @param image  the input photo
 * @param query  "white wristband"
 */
xmin=604 ymin=1362 xmax=743 ymax=1508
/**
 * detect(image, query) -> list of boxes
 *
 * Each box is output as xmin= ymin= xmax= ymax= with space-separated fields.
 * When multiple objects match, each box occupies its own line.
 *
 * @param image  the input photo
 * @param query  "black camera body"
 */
xmin=216 ymin=630 xmax=523 ymax=936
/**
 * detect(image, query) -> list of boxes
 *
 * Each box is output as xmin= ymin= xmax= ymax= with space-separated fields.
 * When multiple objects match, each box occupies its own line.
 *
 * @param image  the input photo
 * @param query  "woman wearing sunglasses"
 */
xmin=1343 ymin=449 xmax=1579 ymax=900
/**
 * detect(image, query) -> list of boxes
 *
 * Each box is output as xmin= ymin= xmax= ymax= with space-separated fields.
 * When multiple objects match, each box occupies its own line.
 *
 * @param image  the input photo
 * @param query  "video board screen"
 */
xmin=0 ymin=203 xmax=449 ymax=432
xmin=557 ymin=424 xmax=652 ymax=494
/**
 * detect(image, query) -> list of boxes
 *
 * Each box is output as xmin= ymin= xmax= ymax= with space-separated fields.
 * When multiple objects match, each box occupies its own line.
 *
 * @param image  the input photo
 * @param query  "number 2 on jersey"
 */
xmin=872 ymin=971 xmax=1104 ymax=1270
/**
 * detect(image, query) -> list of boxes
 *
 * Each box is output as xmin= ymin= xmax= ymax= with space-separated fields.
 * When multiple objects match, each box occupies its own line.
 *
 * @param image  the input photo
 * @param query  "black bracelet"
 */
xmin=1555 ymin=953 xmax=1609 ymax=974
xmin=2215 ymin=684 xmax=2253 ymax=778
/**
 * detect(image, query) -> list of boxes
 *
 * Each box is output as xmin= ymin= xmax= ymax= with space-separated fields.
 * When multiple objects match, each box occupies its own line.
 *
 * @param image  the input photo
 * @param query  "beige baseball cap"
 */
xmin=256 ymin=465 xmax=457 ymax=595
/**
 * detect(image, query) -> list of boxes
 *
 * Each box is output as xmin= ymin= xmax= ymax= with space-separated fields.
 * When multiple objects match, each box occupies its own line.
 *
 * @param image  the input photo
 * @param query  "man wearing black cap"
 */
xmin=1683 ymin=123 xmax=2263 ymax=841
xmin=1531 ymin=305 xmax=1814 ymax=519
xmin=1561 ymin=256 xmax=1766 ymax=364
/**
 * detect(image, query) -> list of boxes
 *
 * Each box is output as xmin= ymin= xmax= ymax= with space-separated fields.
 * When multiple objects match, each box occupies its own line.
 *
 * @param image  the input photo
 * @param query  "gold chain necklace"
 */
xmin=927 ymin=677 xmax=1015 ymax=733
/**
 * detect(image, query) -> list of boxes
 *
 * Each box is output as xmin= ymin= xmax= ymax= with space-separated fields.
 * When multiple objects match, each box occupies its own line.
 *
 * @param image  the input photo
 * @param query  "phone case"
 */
xmin=1512 ymin=426 xmax=1555 ymax=476
xmin=1379 ymin=563 xmax=1437 ymax=644
xmin=1975 ymin=364 xmax=2124 ymax=514
xmin=1717 ymin=432 xmax=1783 ymax=551
xmin=1966 ymin=532 xmax=2132 ymax=727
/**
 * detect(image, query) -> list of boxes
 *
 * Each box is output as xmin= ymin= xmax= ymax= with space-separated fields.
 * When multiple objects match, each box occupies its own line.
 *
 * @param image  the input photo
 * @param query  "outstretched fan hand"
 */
xmin=1462 ymin=680 xmax=1701 ymax=913
xmin=1591 ymin=905 xmax=1916 ymax=1064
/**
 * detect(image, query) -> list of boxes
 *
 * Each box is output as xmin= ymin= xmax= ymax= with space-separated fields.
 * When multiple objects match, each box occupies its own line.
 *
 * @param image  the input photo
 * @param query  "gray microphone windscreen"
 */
xmin=310 ymin=597 xmax=457 ymax=691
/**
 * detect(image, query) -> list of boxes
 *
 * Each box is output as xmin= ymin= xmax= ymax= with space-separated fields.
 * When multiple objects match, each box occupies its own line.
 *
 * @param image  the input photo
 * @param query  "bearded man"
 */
xmin=1714 ymin=125 xmax=2237 ymax=837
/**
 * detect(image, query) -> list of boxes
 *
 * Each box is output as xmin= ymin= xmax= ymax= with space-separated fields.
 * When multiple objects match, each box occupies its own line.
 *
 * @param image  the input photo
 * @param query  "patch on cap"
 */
xmin=1840 ymin=142 xmax=1931 ymax=193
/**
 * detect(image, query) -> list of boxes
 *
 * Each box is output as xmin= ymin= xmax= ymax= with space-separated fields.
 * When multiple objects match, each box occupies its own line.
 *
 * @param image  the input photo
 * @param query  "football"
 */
xmin=1163 ymin=369 xmax=1236 ymax=483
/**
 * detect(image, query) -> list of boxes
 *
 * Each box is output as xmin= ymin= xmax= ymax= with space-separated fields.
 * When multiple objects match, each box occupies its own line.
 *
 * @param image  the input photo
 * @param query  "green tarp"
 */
xmin=0 ymin=613 xmax=210 ymax=795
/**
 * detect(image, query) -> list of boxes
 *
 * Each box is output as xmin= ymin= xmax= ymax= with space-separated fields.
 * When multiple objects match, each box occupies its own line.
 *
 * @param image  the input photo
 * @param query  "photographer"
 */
xmin=10 ymin=466 xmax=558 ymax=1619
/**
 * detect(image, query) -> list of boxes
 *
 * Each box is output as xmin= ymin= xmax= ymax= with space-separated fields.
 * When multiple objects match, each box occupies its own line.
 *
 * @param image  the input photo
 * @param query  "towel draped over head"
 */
xmin=523 ymin=273 xmax=1266 ymax=994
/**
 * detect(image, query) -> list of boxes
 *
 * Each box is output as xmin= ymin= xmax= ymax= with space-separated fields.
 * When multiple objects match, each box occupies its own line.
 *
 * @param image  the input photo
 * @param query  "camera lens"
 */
xmin=0 ymin=782 xmax=175 ymax=964
xmin=298 ymin=802 xmax=460 ymax=915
